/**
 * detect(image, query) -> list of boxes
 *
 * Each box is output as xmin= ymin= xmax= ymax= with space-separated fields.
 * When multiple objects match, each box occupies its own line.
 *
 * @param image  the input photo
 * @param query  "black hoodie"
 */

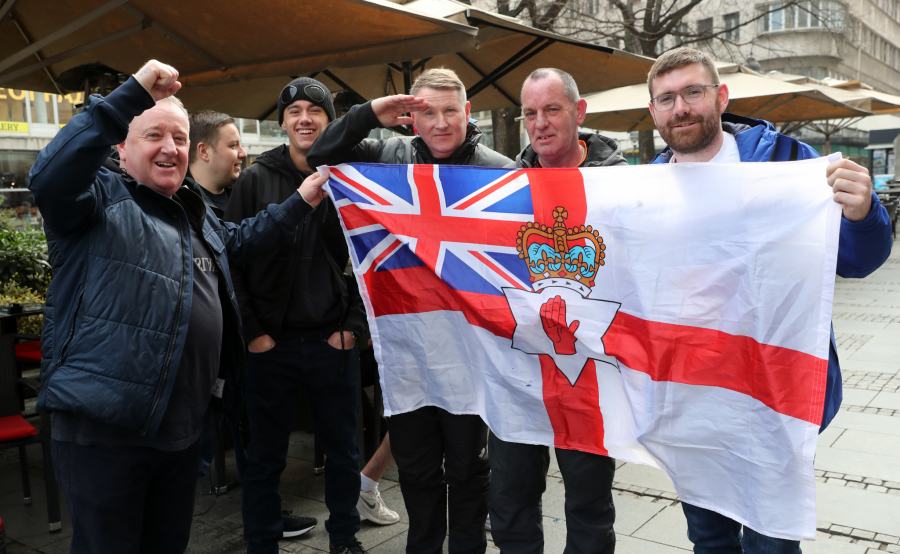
xmin=224 ymin=144 xmax=367 ymax=343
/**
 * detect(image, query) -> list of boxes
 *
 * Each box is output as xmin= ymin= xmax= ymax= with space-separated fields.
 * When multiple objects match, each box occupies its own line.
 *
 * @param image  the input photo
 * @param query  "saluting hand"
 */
xmin=371 ymin=95 xmax=428 ymax=128
xmin=826 ymin=157 xmax=873 ymax=223
xmin=134 ymin=60 xmax=181 ymax=101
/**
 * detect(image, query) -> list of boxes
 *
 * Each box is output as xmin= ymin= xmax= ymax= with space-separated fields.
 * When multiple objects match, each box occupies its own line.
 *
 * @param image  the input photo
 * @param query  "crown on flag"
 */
xmin=516 ymin=206 xmax=605 ymax=288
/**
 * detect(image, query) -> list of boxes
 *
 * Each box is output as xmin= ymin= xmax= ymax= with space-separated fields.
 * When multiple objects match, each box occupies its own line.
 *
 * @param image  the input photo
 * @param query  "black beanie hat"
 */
xmin=277 ymin=77 xmax=336 ymax=125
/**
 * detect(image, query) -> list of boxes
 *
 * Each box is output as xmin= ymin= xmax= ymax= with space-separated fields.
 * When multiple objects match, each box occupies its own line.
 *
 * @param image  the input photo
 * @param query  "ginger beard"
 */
xmin=657 ymin=95 xmax=722 ymax=155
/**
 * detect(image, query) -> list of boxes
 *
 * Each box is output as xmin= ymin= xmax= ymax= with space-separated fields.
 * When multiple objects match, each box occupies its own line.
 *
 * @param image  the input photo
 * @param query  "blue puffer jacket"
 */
xmin=652 ymin=113 xmax=893 ymax=431
xmin=27 ymin=77 xmax=312 ymax=436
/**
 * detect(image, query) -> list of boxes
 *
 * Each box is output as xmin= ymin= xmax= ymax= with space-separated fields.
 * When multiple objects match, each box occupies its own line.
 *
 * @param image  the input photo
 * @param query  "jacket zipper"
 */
xmin=47 ymin=290 xmax=85 ymax=379
xmin=142 ymin=216 xmax=187 ymax=436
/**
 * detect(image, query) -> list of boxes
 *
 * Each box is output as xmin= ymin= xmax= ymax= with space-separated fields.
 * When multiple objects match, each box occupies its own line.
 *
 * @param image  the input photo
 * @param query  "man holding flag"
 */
xmin=646 ymin=47 xmax=892 ymax=553
xmin=488 ymin=68 xmax=627 ymax=554
xmin=308 ymin=68 xmax=511 ymax=554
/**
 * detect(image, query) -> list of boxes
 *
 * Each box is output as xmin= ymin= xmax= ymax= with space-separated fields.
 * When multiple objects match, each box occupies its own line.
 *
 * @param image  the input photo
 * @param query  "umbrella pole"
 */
xmin=402 ymin=61 xmax=412 ymax=95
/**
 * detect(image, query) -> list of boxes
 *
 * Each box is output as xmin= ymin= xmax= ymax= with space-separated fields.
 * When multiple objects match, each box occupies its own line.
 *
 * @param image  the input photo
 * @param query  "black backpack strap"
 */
xmin=769 ymin=134 xmax=800 ymax=162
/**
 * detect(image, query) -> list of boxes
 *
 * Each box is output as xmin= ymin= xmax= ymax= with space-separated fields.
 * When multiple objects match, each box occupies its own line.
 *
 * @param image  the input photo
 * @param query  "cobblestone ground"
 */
xmin=2 ymin=246 xmax=898 ymax=554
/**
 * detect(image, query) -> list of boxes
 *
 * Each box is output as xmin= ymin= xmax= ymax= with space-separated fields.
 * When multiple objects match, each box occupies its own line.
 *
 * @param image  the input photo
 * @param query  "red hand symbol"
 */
xmin=540 ymin=295 xmax=580 ymax=356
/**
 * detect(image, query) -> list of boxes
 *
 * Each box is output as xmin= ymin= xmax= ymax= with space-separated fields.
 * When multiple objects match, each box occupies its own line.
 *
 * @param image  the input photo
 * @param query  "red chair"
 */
xmin=14 ymin=339 xmax=41 ymax=365
xmin=10 ymin=335 xmax=41 ymax=413
xmin=0 ymin=334 xmax=61 ymax=533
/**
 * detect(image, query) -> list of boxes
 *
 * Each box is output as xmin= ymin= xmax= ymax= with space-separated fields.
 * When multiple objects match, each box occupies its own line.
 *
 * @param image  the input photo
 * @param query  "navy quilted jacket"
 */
xmin=27 ymin=77 xmax=311 ymax=436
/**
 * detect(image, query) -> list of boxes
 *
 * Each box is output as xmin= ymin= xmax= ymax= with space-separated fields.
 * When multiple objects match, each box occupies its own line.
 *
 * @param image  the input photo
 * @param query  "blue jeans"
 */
xmin=241 ymin=336 xmax=362 ymax=553
xmin=682 ymin=503 xmax=801 ymax=554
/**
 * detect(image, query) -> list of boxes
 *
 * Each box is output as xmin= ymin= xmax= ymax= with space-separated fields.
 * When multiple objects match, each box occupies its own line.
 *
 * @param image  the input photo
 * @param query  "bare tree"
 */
xmin=486 ymin=0 xmax=808 ymax=163
xmin=491 ymin=0 xmax=571 ymax=160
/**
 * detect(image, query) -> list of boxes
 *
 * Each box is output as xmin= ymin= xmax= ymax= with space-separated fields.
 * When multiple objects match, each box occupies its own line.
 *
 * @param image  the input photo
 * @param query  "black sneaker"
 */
xmin=282 ymin=510 xmax=316 ymax=538
xmin=329 ymin=538 xmax=369 ymax=554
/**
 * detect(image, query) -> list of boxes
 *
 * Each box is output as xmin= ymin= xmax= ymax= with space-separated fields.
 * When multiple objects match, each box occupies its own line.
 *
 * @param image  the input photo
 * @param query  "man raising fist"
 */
xmin=28 ymin=60 xmax=322 ymax=554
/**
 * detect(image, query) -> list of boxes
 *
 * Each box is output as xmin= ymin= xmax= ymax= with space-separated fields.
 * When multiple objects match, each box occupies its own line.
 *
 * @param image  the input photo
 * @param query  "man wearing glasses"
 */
xmin=647 ymin=47 xmax=892 ymax=553
xmin=226 ymin=78 xmax=370 ymax=554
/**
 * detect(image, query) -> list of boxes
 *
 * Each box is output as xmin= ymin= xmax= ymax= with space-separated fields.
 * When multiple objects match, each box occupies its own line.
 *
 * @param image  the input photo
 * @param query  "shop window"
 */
xmin=0 ymin=150 xmax=38 ymax=189
xmin=29 ymin=91 xmax=55 ymax=125
xmin=57 ymin=92 xmax=83 ymax=126
xmin=0 ymin=88 xmax=28 ymax=133
xmin=260 ymin=120 xmax=288 ymax=142
xmin=241 ymin=118 xmax=258 ymax=136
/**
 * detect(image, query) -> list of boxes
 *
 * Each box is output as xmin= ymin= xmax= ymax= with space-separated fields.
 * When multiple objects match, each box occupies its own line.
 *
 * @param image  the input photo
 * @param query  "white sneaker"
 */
xmin=357 ymin=489 xmax=400 ymax=525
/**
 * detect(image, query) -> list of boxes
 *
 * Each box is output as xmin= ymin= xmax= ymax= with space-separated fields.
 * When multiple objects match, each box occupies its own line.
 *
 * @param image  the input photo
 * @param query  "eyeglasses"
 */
xmin=651 ymin=84 xmax=719 ymax=111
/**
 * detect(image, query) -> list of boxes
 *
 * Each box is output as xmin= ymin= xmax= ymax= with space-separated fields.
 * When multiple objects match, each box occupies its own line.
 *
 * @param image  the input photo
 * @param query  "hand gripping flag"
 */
xmin=324 ymin=158 xmax=841 ymax=540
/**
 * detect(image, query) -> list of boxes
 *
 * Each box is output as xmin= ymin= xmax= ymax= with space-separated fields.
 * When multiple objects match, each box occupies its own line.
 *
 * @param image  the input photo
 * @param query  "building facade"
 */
xmin=490 ymin=0 xmax=900 ymax=159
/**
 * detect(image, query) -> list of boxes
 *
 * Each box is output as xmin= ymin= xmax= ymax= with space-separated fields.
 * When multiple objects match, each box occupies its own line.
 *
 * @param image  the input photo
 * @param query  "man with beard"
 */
xmin=225 ymin=77 xmax=370 ymax=554
xmin=488 ymin=68 xmax=626 ymax=554
xmin=647 ymin=47 xmax=892 ymax=553
xmin=308 ymin=67 xmax=510 ymax=554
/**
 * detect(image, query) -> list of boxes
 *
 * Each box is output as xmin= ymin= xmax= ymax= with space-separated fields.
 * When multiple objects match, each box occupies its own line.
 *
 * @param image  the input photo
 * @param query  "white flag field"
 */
xmin=325 ymin=156 xmax=842 ymax=540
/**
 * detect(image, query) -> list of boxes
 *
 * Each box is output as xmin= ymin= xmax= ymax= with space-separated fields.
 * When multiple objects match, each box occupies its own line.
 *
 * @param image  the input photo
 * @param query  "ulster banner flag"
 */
xmin=324 ymin=157 xmax=841 ymax=540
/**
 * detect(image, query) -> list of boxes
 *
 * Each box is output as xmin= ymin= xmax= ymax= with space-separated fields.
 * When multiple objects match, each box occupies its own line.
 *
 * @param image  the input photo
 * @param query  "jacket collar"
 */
xmin=652 ymin=112 xmax=774 ymax=164
xmin=122 ymin=172 xmax=208 ymax=232
xmin=516 ymin=132 xmax=621 ymax=168
xmin=173 ymin=184 xmax=209 ymax=234
xmin=412 ymin=122 xmax=485 ymax=165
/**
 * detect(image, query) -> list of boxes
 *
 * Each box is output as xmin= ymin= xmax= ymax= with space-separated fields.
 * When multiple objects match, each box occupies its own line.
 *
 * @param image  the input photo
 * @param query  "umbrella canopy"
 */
xmin=821 ymin=82 xmax=900 ymax=115
xmin=174 ymin=0 xmax=655 ymax=119
xmin=765 ymin=74 xmax=900 ymax=115
xmin=582 ymin=65 xmax=871 ymax=132
xmin=0 ymin=0 xmax=478 ymax=95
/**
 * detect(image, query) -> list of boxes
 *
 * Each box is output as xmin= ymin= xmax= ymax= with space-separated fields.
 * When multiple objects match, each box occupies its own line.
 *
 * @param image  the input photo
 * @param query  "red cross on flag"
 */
xmin=325 ymin=158 xmax=841 ymax=541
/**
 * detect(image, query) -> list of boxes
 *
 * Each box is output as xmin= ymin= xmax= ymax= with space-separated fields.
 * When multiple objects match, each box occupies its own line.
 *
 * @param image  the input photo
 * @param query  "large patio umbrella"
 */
xmin=762 ymin=73 xmax=900 ymax=154
xmin=581 ymin=65 xmax=871 ymax=133
xmin=0 ymin=0 xmax=478 ymax=95
xmin=175 ymin=0 xmax=655 ymax=119
xmin=831 ymin=84 xmax=900 ymax=114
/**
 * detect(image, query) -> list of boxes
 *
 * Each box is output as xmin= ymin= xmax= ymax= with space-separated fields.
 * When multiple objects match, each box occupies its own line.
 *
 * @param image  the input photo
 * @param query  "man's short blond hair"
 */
xmin=647 ymin=47 xmax=720 ymax=97
xmin=409 ymin=67 xmax=467 ymax=105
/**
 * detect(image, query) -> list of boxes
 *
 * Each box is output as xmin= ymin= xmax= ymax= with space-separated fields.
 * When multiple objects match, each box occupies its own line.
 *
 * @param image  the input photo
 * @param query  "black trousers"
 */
xmin=389 ymin=406 xmax=490 ymax=554
xmin=488 ymin=432 xmax=616 ymax=554
xmin=52 ymin=438 xmax=201 ymax=554
xmin=242 ymin=338 xmax=362 ymax=552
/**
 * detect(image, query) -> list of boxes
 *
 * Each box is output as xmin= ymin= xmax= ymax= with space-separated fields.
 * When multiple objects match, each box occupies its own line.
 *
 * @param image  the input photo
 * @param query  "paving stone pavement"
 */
xmin=2 ymin=248 xmax=898 ymax=554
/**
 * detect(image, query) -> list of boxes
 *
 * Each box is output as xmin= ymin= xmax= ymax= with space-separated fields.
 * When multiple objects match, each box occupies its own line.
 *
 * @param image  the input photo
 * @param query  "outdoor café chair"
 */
xmin=0 ymin=334 xmax=62 ymax=533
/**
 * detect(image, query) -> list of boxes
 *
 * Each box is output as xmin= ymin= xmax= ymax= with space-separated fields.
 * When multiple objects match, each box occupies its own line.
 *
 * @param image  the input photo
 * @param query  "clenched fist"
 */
xmin=134 ymin=60 xmax=181 ymax=101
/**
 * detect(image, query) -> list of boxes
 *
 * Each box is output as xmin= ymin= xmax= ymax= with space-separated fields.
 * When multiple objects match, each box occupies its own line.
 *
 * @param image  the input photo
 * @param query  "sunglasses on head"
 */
xmin=281 ymin=84 xmax=327 ymax=104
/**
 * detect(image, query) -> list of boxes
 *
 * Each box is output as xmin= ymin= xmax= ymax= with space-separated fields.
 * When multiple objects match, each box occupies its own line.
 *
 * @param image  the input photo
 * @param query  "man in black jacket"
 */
xmin=308 ymin=68 xmax=511 ymax=554
xmin=225 ymin=78 xmax=369 ymax=554
xmin=488 ymin=69 xmax=626 ymax=554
